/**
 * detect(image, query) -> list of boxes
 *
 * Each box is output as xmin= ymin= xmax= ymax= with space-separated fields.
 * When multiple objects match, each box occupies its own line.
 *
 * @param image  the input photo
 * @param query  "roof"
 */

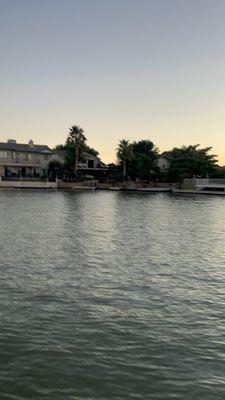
xmin=159 ymin=151 xmax=171 ymax=159
xmin=80 ymin=152 xmax=107 ymax=166
xmin=53 ymin=150 xmax=67 ymax=157
xmin=81 ymin=151 xmax=99 ymax=160
xmin=0 ymin=142 xmax=53 ymax=154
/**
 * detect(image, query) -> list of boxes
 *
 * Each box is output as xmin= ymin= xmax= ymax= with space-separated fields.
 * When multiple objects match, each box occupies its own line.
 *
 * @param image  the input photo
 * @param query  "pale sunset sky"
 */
xmin=1 ymin=0 xmax=225 ymax=164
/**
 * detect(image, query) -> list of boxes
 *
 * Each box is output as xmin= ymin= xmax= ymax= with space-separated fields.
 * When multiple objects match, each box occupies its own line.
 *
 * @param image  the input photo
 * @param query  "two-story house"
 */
xmin=78 ymin=152 xmax=106 ymax=169
xmin=0 ymin=139 xmax=53 ymax=179
xmin=53 ymin=150 xmax=108 ymax=180
xmin=77 ymin=152 xmax=108 ymax=180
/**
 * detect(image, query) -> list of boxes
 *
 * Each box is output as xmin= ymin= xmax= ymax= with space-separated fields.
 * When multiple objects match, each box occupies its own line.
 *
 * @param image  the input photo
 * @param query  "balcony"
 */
xmin=0 ymin=157 xmax=41 ymax=166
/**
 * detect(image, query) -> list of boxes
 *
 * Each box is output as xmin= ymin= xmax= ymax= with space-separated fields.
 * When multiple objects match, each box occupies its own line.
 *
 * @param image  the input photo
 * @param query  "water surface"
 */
xmin=1 ymin=190 xmax=225 ymax=399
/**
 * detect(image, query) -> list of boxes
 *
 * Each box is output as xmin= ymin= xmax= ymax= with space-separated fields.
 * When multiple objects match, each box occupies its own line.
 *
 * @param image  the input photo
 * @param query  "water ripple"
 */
xmin=0 ymin=190 xmax=225 ymax=399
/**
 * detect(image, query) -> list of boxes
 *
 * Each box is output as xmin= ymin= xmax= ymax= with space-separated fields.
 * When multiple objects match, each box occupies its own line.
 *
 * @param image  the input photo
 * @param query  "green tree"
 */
xmin=108 ymin=163 xmax=121 ymax=181
xmin=54 ymin=144 xmax=66 ymax=151
xmin=54 ymin=126 xmax=100 ymax=177
xmin=116 ymin=139 xmax=133 ymax=178
xmin=167 ymin=145 xmax=217 ymax=182
xmin=67 ymin=125 xmax=87 ymax=173
xmin=81 ymin=144 xmax=99 ymax=157
xmin=48 ymin=160 xmax=64 ymax=180
xmin=132 ymin=140 xmax=158 ymax=157
xmin=128 ymin=140 xmax=159 ymax=180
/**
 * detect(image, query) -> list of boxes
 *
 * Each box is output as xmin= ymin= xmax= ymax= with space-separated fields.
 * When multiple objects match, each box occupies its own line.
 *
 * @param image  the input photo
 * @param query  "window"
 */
xmin=0 ymin=151 xmax=7 ymax=158
xmin=18 ymin=152 xmax=31 ymax=161
xmin=88 ymin=159 xmax=94 ymax=168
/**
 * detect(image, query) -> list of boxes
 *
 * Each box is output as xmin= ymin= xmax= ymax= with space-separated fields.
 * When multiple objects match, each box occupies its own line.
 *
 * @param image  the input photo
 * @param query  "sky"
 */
xmin=1 ymin=0 xmax=225 ymax=164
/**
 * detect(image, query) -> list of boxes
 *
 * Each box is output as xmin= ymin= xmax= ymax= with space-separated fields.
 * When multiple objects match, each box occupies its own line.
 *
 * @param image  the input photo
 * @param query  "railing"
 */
xmin=0 ymin=157 xmax=41 ymax=165
xmin=196 ymin=179 xmax=225 ymax=187
xmin=78 ymin=162 xmax=87 ymax=168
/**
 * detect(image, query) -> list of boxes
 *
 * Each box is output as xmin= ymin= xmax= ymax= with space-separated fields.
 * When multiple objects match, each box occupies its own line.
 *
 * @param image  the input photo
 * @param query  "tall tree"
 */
xmin=116 ymin=139 xmax=133 ymax=178
xmin=67 ymin=125 xmax=87 ymax=173
xmin=132 ymin=140 xmax=158 ymax=157
xmin=167 ymin=145 xmax=217 ymax=182
xmin=81 ymin=144 xmax=99 ymax=157
xmin=54 ymin=144 xmax=66 ymax=151
xmin=128 ymin=140 xmax=159 ymax=180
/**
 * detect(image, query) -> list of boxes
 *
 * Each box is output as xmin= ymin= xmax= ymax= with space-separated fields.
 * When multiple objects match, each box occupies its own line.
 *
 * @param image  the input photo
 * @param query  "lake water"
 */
xmin=1 ymin=190 xmax=225 ymax=400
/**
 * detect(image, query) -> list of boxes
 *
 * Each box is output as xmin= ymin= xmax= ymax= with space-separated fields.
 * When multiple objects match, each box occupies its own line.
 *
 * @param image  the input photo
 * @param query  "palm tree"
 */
xmin=116 ymin=139 xmax=133 ymax=178
xmin=67 ymin=125 xmax=87 ymax=173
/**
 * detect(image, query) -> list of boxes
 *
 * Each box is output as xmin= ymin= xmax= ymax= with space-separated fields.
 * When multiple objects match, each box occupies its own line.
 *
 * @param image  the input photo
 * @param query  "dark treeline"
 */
xmin=116 ymin=139 xmax=159 ymax=181
xmin=115 ymin=139 xmax=221 ymax=182
xmin=49 ymin=125 xmax=224 ymax=182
